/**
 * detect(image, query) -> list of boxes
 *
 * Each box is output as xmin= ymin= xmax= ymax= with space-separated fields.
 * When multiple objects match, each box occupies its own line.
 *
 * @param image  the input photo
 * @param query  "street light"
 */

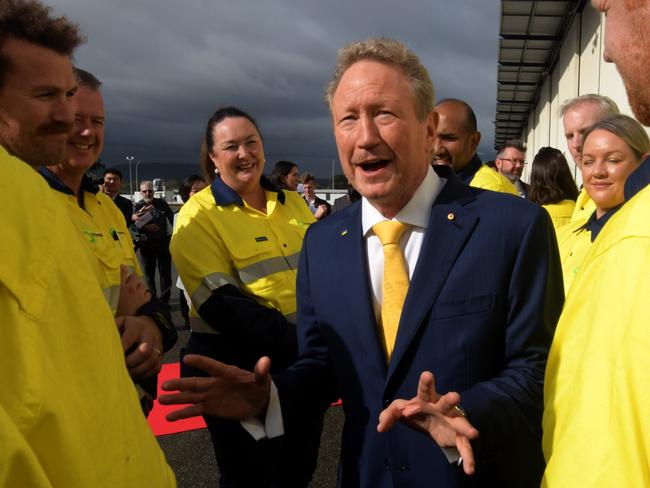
xmin=125 ymin=155 xmax=134 ymax=196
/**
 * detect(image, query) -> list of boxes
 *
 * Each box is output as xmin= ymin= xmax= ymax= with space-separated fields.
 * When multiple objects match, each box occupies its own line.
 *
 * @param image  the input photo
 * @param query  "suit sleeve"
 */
xmin=459 ymin=207 xmax=564 ymax=463
xmin=273 ymin=228 xmax=338 ymax=428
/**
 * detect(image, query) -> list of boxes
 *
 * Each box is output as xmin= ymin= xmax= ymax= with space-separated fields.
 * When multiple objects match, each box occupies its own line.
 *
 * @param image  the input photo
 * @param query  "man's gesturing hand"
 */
xmin=158 ymin=355 xmax=272 ymax=422
xmin=377 ymin=371 xmax=479 ymax=475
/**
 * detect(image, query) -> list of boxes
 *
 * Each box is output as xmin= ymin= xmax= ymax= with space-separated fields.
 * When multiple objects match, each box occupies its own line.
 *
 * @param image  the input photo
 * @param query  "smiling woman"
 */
xmin=170 ymin=106 xmax=322 ymax=487
xmin=555 ymin=114 xmax=650 ymax=294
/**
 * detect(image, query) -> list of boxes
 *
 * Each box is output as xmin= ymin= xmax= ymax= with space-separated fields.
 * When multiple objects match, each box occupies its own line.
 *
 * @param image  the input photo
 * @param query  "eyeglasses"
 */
xmin=500 ymin=158 xmax=527 ymax=166
xmin=141 ymin=190 xmax=154 ymax=194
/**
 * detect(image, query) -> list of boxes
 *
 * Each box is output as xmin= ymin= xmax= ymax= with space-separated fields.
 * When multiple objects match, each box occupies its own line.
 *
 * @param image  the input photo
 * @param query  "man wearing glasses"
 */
xmin=495 ymin=140 xmax=529 ymax=198
xmin=133 ymin=180 xmax=174 ymax=305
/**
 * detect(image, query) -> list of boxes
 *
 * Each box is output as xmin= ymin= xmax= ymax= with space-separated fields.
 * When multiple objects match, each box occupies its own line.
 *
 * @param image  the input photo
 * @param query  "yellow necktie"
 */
xmin=373 ymin=220 xmax=410 ymax=360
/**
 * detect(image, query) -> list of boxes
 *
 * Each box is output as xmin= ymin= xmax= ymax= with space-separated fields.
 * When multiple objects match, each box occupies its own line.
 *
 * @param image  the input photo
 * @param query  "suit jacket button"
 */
xmin=400 ymin=465 xmax=407 ymax=471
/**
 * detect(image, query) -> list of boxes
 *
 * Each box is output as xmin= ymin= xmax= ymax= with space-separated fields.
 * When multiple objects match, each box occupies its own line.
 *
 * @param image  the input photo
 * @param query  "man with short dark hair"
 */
xmin=495 ymin=139 xmax=529 ymax=198
xmin=433 ymin=98 xmax=518 ymax=195
xmin=542 ymin=1 xmax=650 ymax=485
xmin=0 ymin=0 xmax=174 ymax=484
xmin=161 ymin=37 xmax=563 ymax=487
xmin=103 ymin=167 xmax=133 ymax=225
xmin=302 ymin=172 xmax=331 ymax=219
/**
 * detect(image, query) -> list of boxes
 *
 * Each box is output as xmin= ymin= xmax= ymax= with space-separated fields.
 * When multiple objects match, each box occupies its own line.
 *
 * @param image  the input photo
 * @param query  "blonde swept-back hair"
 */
xmin=324 ymin=37 xmax=435 ymax=121
xmin=581 ymin=114 xmax=650 ymax=161
xmin=560 ymin=94 xmax=619 ymax=118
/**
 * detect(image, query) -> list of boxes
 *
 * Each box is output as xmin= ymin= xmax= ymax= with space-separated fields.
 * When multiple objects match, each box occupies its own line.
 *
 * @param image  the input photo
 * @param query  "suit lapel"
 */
xmin=387 ymin=173 xmax=478 ymax=380
xmin=336 ymin=204 xmax=388 ymax=373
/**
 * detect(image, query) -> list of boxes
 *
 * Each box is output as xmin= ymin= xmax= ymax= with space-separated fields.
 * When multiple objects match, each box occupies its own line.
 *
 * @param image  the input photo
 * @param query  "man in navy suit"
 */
xmin=160 ymin=37 xmax=563 ymax=487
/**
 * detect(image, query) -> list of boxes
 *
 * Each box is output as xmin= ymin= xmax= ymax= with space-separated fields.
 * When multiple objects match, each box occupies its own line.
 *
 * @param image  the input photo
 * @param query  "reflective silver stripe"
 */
xmin=285 ymin=312 xmax=297 ymax=324
xmin=189 ymin=316 xmax=219 ymax=335
xmin=103 ymin=285 xmax=121 ymax=313
xmin=191 ymin=272 xmax=240 ymax=309
xmin=237 ymin=252 xmax=301 ymax=285
xmin=285 ymin=252 xmax=301 ymax=269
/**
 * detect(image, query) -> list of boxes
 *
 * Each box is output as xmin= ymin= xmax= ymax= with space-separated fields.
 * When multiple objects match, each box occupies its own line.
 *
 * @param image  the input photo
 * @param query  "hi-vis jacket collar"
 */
xmin=39 ymin=166 xmax=99 ymax=196
xmin=211 ymin=174 xmax=285 ymax=207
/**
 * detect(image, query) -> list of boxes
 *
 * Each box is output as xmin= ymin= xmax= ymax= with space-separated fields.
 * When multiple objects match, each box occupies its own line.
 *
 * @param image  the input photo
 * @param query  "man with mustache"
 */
xmin=134 ymin=179 xmax=174 ymax=306
xmin=0 ymin=0 xmax=174 ymax=484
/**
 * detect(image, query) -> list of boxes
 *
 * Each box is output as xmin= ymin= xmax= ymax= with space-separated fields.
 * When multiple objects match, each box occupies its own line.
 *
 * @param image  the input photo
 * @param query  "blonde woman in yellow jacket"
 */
xmin=554 ymin=115 xmax=650 ymax=295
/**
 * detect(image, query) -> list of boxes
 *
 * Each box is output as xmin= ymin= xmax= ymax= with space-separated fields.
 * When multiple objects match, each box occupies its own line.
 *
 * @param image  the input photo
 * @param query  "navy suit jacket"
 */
xmin=276 ymin=165 xmax=563 ymax=487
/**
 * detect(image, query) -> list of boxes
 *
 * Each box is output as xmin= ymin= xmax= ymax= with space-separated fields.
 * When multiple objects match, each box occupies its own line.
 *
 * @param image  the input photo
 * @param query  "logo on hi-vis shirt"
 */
xmin=82 ymin=230 xmax=103 ymax=244
xmin=255 ymin=236 xmax=269 ymax=242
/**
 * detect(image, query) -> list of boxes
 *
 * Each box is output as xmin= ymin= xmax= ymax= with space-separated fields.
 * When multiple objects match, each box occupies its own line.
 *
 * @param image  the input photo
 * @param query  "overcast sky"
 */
xmin=48 ymin=0 xmax=501 ymax=180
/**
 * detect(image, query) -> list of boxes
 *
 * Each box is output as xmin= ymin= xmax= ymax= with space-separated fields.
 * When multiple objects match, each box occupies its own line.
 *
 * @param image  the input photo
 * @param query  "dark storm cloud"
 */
xmin=49 ymin=0 xmax=500 ymax=177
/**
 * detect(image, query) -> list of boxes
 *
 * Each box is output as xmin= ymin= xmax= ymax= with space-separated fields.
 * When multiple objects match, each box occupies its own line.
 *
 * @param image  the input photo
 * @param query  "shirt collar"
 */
xmin=625 ymin=155 xmax=650 ymax=201
xmin=584 ymin=206 xmax=622 ymax=242
xmin=38 ymin=166 xmax=98 ymax=195
xmin=455 ymin=154 xmax=482 ymax=185
xmin=210 ymin=174 xmax=285 ymax=207
xmin=362 ymin=165 xmax=445 ymax=236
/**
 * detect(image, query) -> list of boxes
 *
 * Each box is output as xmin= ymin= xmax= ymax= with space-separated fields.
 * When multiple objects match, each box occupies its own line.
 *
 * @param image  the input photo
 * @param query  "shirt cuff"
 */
xmin=240 ymin=381 xmax=284 ymax=441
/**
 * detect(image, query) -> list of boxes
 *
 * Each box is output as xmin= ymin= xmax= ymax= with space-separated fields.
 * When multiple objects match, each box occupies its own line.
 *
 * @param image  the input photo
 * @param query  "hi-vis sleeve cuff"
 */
xmin=241 ymin=381 xmax=284 ymax=441
xmin=191 ymin=272 xmax=240 ymax=310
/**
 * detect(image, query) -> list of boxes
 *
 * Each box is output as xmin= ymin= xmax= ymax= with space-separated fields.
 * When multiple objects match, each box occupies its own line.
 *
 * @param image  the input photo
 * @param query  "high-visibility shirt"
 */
xmin=543 ymin=199 xmax=575 ymax=231
xmin=570 ymin=187 xmax=596 ymax=225
xmin=0 ymin=147 xmax=175 ymax=487
xmin=39 ymin=167 xmax=141 ymax=314
xmin=455 ymin=154 xmax=519 ymax=195
xmin=542 ymin=183 xmax=650 ymax=487
xmin=171 ymin=176 xmax=315 ymax=333
xmin=556 ymin=219 xmax=592 ymax=295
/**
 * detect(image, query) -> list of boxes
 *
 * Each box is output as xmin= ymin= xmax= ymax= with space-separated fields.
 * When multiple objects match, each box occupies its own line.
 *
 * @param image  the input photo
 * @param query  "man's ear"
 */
xmin=469 ymin=131 xmax=481 ymax=154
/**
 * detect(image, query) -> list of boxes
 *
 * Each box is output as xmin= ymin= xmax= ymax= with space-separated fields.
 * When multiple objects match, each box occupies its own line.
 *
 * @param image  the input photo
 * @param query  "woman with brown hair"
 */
xmin=528 ymin=147 xmax=579 ymax=229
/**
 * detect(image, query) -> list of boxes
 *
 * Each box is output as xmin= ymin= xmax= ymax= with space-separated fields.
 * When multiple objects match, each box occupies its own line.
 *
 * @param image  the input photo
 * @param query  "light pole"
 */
xmin=125 ymin=156 xmax=134 ymax=196
xmin=135 ymin=160 xmax=143 ymax=193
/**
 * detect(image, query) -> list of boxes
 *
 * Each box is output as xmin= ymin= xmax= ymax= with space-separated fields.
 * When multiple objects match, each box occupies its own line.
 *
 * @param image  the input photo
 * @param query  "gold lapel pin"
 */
xmin=341 ymin=229 xmax=348 ymax=236
xmin=447 ymin=213 xmax=455 ymax=221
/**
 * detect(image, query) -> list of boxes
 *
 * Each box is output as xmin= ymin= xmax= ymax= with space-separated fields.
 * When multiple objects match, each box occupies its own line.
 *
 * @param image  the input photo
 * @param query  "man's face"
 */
xmin=431 ymin=102 xmax=480 ymax=171
xmin=563 ymin=102 xmax=606 ymax=166
xmin=495 ymin=147 xmax=526 ymax=182
xmin=303 ymin=181 xmax=316 ymax=199
xmin=64 ymin=85 xmax=105 ymax=172
xmin=330 ymin=60 xmax=436 ymax=217
xmin=592 ymin=0 xmax=650 ymax=125
xmin=140 ymin=184 xmax=154 ymax=203
xmin=104 ymin=172 xmax=122 ymax=194
xmin=0 ymin=38 xmax=77 ymax=167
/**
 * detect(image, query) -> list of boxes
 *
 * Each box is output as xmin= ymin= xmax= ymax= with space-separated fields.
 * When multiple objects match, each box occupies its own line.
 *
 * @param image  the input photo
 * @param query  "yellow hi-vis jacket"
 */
xmin=543 ymin=199 xmax=575 ymax=231
xmin=171 ymin=177 xmax=315 ymax=334
xmin=542 ymin=183 xmax=650 ymax=487
xmin=454 ymin=154 xmax=519 ymax=196
xmin=0 ymin=147 xmax=175 ymax=487
xmin=570 ymin=187 xmax=596 ymax=225
xmin=555 ymin=219 xmax=593 ymax=295
xmin=469 ymin=164 xmax=519 ymax=195
xmin=39 ymin=167 xmax=141 ymax=314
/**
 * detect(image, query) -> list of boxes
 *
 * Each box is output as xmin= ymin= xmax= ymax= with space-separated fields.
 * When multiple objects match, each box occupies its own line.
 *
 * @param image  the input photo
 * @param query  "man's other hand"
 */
xmin=377 ymin=371 xmax=479 ymax=475
xmin=159 ymin=355 xmax=272 ymax=422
